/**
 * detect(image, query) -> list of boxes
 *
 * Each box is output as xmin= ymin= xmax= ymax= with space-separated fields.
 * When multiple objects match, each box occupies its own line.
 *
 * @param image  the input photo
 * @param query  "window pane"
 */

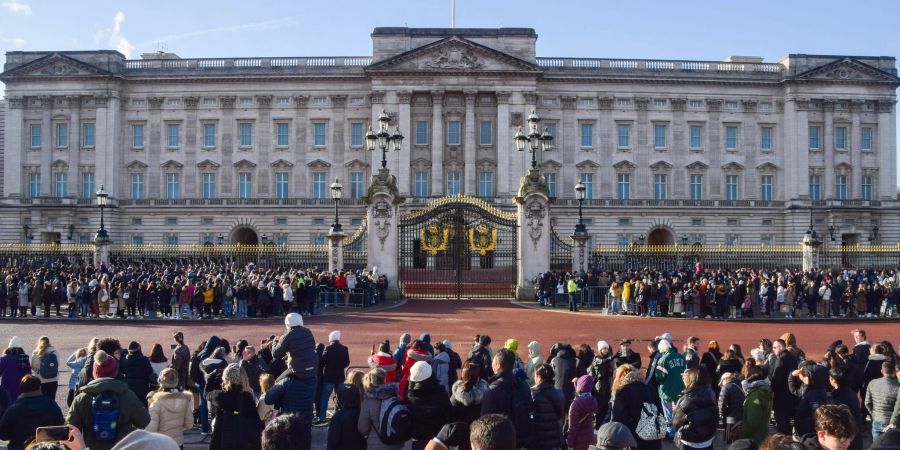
xmin=275 ymin=172 xmax=289 ymax=199
xmin=313 ymin=173 xmax=326 ymax=198
xmin=726 ymin=175 xmax=739 ymax=200
xmin=82 ymin=123 xmax=95 ymax=147
xmin=203 ymin=124 xmax=216 ymax=147
xmin=415 ymin=121 xmax=428 ymax=145
xmin=617 ymin=174 xmax=630 ymax=199
xmin=166 ymin=173 xmax=180 ymax=199
xmin=167 ymin=124 xmax=180 ymax=147
xmin=581 ymin=123 xmax=593 ymax=147
xmin=861 ymin=176 xmax=873 ymax=200
xmin=350 ymin=123 xmax=363 ymax=147
xmin=654 ymin=125 xmax=666 ymax=148
xmin=239 ymin=123 xmax=253 ymax=146
xmin=478 ymin=172 xmax=493 ymax=197
xmin=414 ymin=172 xmax=429 ymax=197
xmin=726 ymin=126 xmax=737 ymax=149
xmin=545 ymin=173 xmax=556 ymax=198
xmin=617 ymin=124 xmax=630 ymax=147
xmin=132 ymin=124 xmax=144 ymax=147
xmin=480 ymin=121 xmax=492 ymax=145
xmin=654 ymin=174 xmax=666 ymax=200
xmin=761 ymin=127 xmax=772 ymax=150
xmin=690 ymin=175 xmax=703 ymax=200
xmin=239 ymin=173 xmax=252 ymax=198
xmin=760 ymin=175 xmax=773 ymax=201
xmin=203 ymin=173 xmax=216 ymax=199
xmin=350 ymin=172 xmax=363 ymax=199
xmin=809 ymin=126 xmax=820 ymax=149
xmin=835 ymin=127 xmax=846 ymax=149
xmin=131 ymin=174 xmax=144 ymax=199
xmin=56 ymin=123 xmax=68 ymax=147
xmin=809 ymin=175 xmax=821 ymax=200
xmin=447 ymin=171 xmax=460 ymax=195
xmin=690 ymin=126 xmax=702 ymax=148
xmin=30 ymin=124 xmax=41 ymax=147
xmin=580 ymin=173 xmax=594 ymax=199
xmin=861 ymin=127 xmax=872 ymax=150
xmin=81 ymin=172 xmax=94 ymax=199
xmin=55 ymin=172 xmax=67 ymax=197
xmin=447 ymin=121 xmax=460 ymax=145
xmin=314 ymin=123 xmax=327 ymax=146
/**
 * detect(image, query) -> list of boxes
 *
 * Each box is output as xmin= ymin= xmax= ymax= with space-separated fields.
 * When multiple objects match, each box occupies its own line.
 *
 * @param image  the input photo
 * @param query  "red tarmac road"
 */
xmin=1 ymin=300 xmax=896 ymax=373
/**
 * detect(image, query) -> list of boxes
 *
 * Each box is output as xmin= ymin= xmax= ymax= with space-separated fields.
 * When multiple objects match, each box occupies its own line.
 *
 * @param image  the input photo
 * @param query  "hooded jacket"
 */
xmin=531 ymin=380 xmax=564 ymax=450
xmin=525 ymin=341 xmax=544 ymax=385
xmin=450 ymin=378 xmax=489 ymax=424
xmin=66 ymin=377 xmax=152 ymax=450
xmin=399 ymin=347 xmax=432 ymax=401
xmin=357 ymin=383 xmax=405 ymax=450
xmin=408 ymin=376 xmax=452 ymax=442
xmin=672 ymin=384 xmax=718 ymax=445
xmin=738 ymin=380 xmax=774 ymax=445
xmin=550 ymin=348 xmax=576 ymax=406
xmin=789 ymin=363 xmax=829 ymax=436
xmin=146 ymin=391 xmax=193 ymax=446
xmin=368 ymin=351 xmax=398 ymax=383
xmin=0 ymin=391 xmax=64 ymax=450
xmin=0 ymin=350 xmax=31 ymax=400
xmin=432 ymin=351 xmax=451 ymax=392
xmin=120 ymin=349 xmax=155 ymax=406
xmin=326 ymin=384 xmax=366 ymax=450
xmin=718 ymin=379 xmax=745 ymax=424
xmin=272 ymin=321 xmax=318 ymax=379
xmin=567 ymin=375 xmax=596 ymax=450
xmin=191 ymin=335 xmax=221 ymax=387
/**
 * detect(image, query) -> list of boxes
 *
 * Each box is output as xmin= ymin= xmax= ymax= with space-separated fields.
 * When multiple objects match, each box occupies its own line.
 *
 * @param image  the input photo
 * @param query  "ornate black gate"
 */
xmin=399 ymin=196 xmax=518 ymax=299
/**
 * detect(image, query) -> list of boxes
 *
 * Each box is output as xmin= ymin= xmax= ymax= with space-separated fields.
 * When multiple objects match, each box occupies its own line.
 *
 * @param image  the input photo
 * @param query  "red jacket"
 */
xmin=368 ymin=352 xmax=398 ymax=383
xmin=398 ymin=348 xmax=432 ymax=401
xmin=334 ymin=275 xmax=348 ymax=290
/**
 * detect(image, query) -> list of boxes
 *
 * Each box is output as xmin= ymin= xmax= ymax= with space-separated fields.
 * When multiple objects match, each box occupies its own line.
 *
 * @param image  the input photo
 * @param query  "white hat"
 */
xmin=329 ymin=330 xmax=341 ymax=342
xmin=8 ymin=336 xmax=21 ymax=349
xmin=409 ymin=360 xmax=433 ymax=383
xmin=285 ymin=313 xmax=303 ymax=330
xmin=597 ymin=340 xmax=611 ymax=351
xmin=659 ymin=332 xmax=674 ymax=342
xmin=658 ymin=340 xmax=672 ymax=352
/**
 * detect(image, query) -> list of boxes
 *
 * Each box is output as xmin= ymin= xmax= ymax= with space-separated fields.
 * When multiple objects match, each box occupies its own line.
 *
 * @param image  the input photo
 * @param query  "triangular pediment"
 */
xmin=576 ymin=160 xmax=600 ymax=170
xmin=649 ymin=160 xmax=674 ymax=171
xmin=722 ymin=162 xmax=745 ymax=173
xmin=270 ymin=159 xmax=295 ymax=169
xmin=540 ymin=159 xmax=562 ymax=170
xmin=306 ymin=159 xmax=331 ymax=169
xmin=792 ymin=58 xmax=900 ymax=84
xmin=343 ymin=158 xmax=368 ymax=169
xmin=756 ymin=162 xmax=779 ymax=173
xmin=126 ymin=160 xmax=148 ymax=171
xmin=366 ymin=36 xmax=540 ymax=74
xmin=160 ymin=160 xmax=184 ymax=170
xmin=0 ymin=53 xmax=116 ymax=80
xmin=613 ymin=160 xmax=636 ymax=171
xmin=196 ymin=159 xmax=220 ymax=170
xmin=233 ymin=159 xmax=257 ymax=170
xmin=686 ymin=161 xmax=709 ymax=171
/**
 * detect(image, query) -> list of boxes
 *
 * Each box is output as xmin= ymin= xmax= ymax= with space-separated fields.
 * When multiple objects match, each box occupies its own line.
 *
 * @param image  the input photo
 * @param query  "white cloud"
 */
xmin=137 ymin=16 xmax=296 ymax=49
xmin=94 ymin=11 xmax=133 ymax=58
xmin=1 ymin=1 xmax=31 ymax=16
xmin=0 ymin=36 xmax=26 ymax=46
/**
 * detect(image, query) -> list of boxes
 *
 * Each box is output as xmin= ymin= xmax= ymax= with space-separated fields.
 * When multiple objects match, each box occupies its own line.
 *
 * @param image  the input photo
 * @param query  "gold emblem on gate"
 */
xmin=420 ymin=224 xmax=449 ymax=255
xmin=469 ymin=223 xmax=497 ymax=255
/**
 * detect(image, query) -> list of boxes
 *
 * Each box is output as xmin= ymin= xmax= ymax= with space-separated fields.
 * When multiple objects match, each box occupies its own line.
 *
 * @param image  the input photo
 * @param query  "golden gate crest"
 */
xmin=420 ymin=224 xmax=449 ymax=255
xmin=469 ymin=223 xmax=497 ymax=255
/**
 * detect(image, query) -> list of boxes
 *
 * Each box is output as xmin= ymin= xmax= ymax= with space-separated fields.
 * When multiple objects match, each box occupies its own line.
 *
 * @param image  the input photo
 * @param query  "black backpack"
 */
xmin=377 ymin=396 xmax=411 ymax=445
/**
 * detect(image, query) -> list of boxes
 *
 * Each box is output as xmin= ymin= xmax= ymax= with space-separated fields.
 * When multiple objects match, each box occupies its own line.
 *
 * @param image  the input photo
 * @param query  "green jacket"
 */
xmin=739 ymin=381 xmax=774 ymax=445
xmin=66 ymin=377 xmax=151 ymax=450
xmin=654 ymin=349 xmax=685 ymax=402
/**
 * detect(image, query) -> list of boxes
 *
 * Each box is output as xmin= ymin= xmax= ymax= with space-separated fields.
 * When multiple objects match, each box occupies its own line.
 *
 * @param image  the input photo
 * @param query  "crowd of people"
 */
xmin=0 ymin=317 xmax=899 ymax=450
xmin=0 ymin=260 xmax=388 ymax=320
xmin=536 ymin=264 xmax=900 ymax=319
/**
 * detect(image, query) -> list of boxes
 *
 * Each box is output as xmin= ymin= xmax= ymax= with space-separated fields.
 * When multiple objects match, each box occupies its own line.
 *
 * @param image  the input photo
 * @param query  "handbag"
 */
xmin=635 ymin=401 xmax=667 ymax=440
xmin=726 ymin=421 xmax=743 ymax=444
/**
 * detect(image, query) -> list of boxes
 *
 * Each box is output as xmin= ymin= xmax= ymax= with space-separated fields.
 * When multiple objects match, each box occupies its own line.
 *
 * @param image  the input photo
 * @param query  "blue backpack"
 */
xmin=91 ymin=391 xmax=120 ymax=442
xmin=39 ymin=352 xmax=58 ymax=379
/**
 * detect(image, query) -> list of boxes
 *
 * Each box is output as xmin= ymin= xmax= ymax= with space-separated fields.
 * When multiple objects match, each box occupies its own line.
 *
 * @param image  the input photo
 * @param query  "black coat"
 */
xmin=829 ymin=386 xmax=864 ymax=450
xmin=790 ymin=364 xmax=829 ymax=437
xmin=481 ymin=370 xmax=535 ymax=448
xmin=326 ymin=384 xmax=366 ymax=450
xmin=272 ymin=325 xmax=319 ymax=379
xmin=612 ymin=381 xmax=662 ymax=450
xmin=714 ymin=358 xmax=743 ymax=385
xmin=550 ymin=349 xmax=576 ymax=406
xmin=207 ymin=389 xmax=263 ymax=450
xmin=0 ymin=392 xmax=64 ymax=450
xmin=531 ymin=381 xmax=564 ymax=450
xmin=699 ymin=351 xmax=722 ymax=383
xmin=320 ymin=341 xmax=350 ymax=384
xmin=407 ymin=377 xmax=451 ymax=442
xmin=672 ymin=385 xmax=718 ymax=445
xmin=614 ymin=350 xmax=642 ymax=370
xmin=771 ymin=351 xmax=799 ymax=413
xmin=120 ymin=351 xmax=155 ymax=406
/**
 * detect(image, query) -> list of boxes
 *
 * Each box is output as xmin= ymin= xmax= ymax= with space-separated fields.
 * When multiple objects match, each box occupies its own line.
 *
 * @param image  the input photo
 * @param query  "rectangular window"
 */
xmin=166 ymin=234 xmax=179 ymax=246
xmin=725 ymin=126 xmax=738 ymax=149
xmin=861 ymin=175 xmax=873 ymax=200
xmin=617 ymin=174 xmax=630 ymax=200
xmin=238 ymin=172 xmax=252 ymax=198
xmin=82 ymin=123 xmax=95 ymax=147
xmin=313 ymin=123 xmax=327 ymax=146
xmin=654 ymin=124 xmax=667 ymax=148
xmin=545 ymin=173 xmax=557 ymax=198
xmin=30 ymin=124 xmax=41 ymax=147
xmin=276 ymin=123 xmax=290 ymax=147
xmin=202 ymin=123 xmax=216 ymax=147
xmin=809 ymin=175 xmax=821 ymax=201
xmin=275 ymin=235 xmax=288 ymax=246
xmin=478 ymin=172 xmax=494 ymax=197
xmin=132 ymin=124 xmax=144 ymax=148
xmin=580 ymin=173 xmax=594 ymax=199
xmin=861 ymin=127 xmax=872 ymax=150
xmin=202 ymin=173 xmax=216 ymax=199
xmin=690 ymin=125 xmax=702 ymax=148
xmin=29 ymin=173 xmax=40 ymax=197
xmin=275 ymin=172 xmax=289 ymax=199
xmin=690 ymin=174 xmax=703 ymax=200
xmin=312 ymin=172 xmax=326 ymax=199
xmin=653 ymin=174 xmax=667 ymax=200
xmin=131 ymin=236 xmax=144 ymax=245
xmin=415 ymin=121 xmax=428 ymax=145
xmin=447 ymin=121 xmax=461 ymax=145
xmin=239 ymin=123 xmax=253 ymax=147
xmin=580 ymin=123 xmax=593 ymax=147
xmin=480 ymin=121 xmax=492 ymax=145
xmin=350 ymin=172 xmax=364 ymax=199
xmin=56 ymin=123 xmax=68 ymax=147
xmin=447 ymin=171 xmax=461 ymax=196
xmin=131 ymin=173 xmax=144 ymax=199
xmin=545 ymin=124 xmax=557 ymax=142
xmin=688 ymin=100 xmax=704 ymax=109
xmin=760 ymin=175 xmax=773 ymax=201
xmin=350 ymin=122 xmax=363 ymax=147
xmin=809 ymin=126 xmax=820 ymax=149
xmin=835 ymin=175 xmax=848 ymax=200
xmin=166 ymin=123 xmax=180 ymax=148
xmin=760 ymin=126 xmax=773 ymax=150
xmin=165 ymin=173 xmax=180 ymax=199
xmin=81 ymin=172 xmax=94 ymax=199
xmin=617 ymin=124 xmax=630 ymax=148
xmin=726 ymin=175 xmax=739 ymax=200
xmin=414 ymin=172 xmax=429 ymax=197
xmin=835 ymin=127 xmax=847 ymax=150
xmin=54 ymin=172 xmax=67 ymax=197
xmin=724 ymin=101 xmax=738 ymax=110
xmin=653 ymin=99 xmax=667 ymax=108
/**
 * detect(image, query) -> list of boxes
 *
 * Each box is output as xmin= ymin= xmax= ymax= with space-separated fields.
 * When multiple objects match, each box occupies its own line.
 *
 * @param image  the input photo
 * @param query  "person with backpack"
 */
xmin=30 ymin=336 xmax=59 ymax=398
xmin=66 ymin=350 xmax=151 ymax=450
xmin=432 ymin=342 xmax=451 ymax=394
xmin=326 ymin=380 xmax=367 ymax=450
xmin=407 ymin=361 xmax=451 ymax=450
xmin=610 ymin=364 xmax=662 ymax=450
xmin=0 ymin=375 xmax=64 ymax=450
xmin=481 ymin=348 xmax=536 ymax=449
xmin=358 ymin=368 xmax=408 ymax=450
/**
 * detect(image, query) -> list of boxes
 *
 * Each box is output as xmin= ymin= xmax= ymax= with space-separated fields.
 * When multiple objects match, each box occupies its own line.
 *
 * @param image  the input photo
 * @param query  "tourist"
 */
xmin=0 ymin=336 xmax=31 ymax=401
xmin=718 ymin=371 xmax=744 ymax=443
xmin=408 ymin=361 xmax=451 ymax=450
xmin=0 ymin=375 xmax=64 ymax=450
xmin=589 ymin=340 xmax=615 ymax=427
xmin=368 ymin=340 xmax=398 ymax=383
xmin=65 ymin=345 xmax=89 ymax=406
xmin=171 ymin=331 xmax=190 ymax=390
xmin=699 ymin=340 xmax=722 ymax=387
xmin=148 ymin=343 xmax=169 ymax=378
xmin=120 ymin=341 xmax=155 ymax=408
xmin=450 ymin=363 xmax=489 ymax=424
xmin=654 ymin=338 xmax=686 ymax=438
xmin=30 ymin=336 xmax=60 ymax=398
xmin=262 ymin=413 xmax=311 ymax=450
xmin=470 ymin=414 xmax=516 ymax=450
xmin=796 ymin=404 xmax=858 ymax=450
xmin=325 ymin=374 xmax=366 ymax=450
xmin=864 ymin=361 xmax=899 ymax=442
xmin=671 ymin=368 xmax=717 ymax=450
xmin=790 ymin=361 xmax=830 ymax=437
xmin=613 ymin=339 xmax=641 ymax=370
xmin=433 ymin=342 xmax=452 ymax=393
xmin=610 ymin=364 xmax=661 ymax=450
xmin=737 ymin=363 xmax=773 ymax=446
xmin=357 ymin=368 xmax=406 ymax=450
xmin=206 ymin=363 xmax=264 ymax=450
xmin=530 ymin=363 xmax=564 ymax=450
xmin=550 ymin=343 xmax=576 ymax=412
xmin=590 ymin=421 xmax=638 ymax=450
xmin=828 ymin=366 xmax=864 ymax=450
xmin=481 ymin=349 xmax=536 ymax=448
xmin=567 ymin=375 xmax=597 ymax=450
xmin=146 ymin=368 xmax=194 ymax=448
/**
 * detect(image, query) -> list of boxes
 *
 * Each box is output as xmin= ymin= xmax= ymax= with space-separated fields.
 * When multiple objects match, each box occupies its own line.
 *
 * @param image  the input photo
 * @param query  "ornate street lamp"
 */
xmin=574 ymin=180 xmax=587 ymax=235
xmin=681 ymin=234 xmax=689 ymax=245
xmin=366 ymin=110 xmax=404 ymax=169
xmin=94 ymin=185 xmax=110 ymax=244
xmin=514 ymin=109 xmax=553 ymax=170
xmin=217 ymin=233 xmax=225 ymax=245
xmin=869 ymin=225 xmax=879 ymax=243
xmin=330 ymin=178 xmax=343 ymax=234
xmin=828 ymin=225 xmax=836 ymax=242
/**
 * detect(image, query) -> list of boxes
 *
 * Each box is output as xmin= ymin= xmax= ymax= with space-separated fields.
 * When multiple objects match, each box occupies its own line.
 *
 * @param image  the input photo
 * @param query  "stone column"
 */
xmin=328 ymin=95 xmax=346 ymax=192
xmin=823 ymin=99 xmax=835 ymax=199
xmin=183 ymin=96 xmax=199 ymax=197
xmin=876 ymin=99 xmax=896 ymax=200
xmin=219 ymin=96 xmax=236 ymax=196
xmin=571 ymin=231 xmax=589 ymax=275
xmin=39 ymin=97 xmax=53 ymax=196
xmin=365 ymin=168 xmax=405 ymax=300
xmin=292 ymin=95 xmax=309 ymax=196
xmin=464 ymin=90 xmax=477 ymax=195
xmin=430 ymin=91 xmax=444 ymax=196
xmin=3 ymin=97 xmax=24 ymax=197
xmin=397 ymin=91 xmax=412 ymax=197
xmin=68 ymin=97 xmax=82 ymax=198
xmin=257 ymin=95 xmax=274 ymax=196
xmin=147 ymin=97 xmax=164 ymax=198
xmin=801 ymin=229 xmax=822 ymax=272
xmin=496 ymin=92 xmax=512 ymax=196
xmin=515 ymin=169 xmax=551 ymax=301
xmin=560 ymin=96 xmax=576 ymax=195
xmin=327 ymin=228 xmax=346 ymax=273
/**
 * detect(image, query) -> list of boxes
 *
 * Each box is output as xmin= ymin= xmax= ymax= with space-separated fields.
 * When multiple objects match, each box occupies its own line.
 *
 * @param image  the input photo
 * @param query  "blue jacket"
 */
xmin=265 ymin=372 xmax=316 ymax=419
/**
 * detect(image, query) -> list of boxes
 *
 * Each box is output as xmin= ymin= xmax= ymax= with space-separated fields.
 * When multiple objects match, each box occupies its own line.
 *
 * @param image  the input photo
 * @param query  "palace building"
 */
xmin=1 ymin=27 xmax=898 ymax=247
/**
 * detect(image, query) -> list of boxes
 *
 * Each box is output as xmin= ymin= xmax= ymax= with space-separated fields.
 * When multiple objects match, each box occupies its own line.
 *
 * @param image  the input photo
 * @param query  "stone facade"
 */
xmin=1 ymin=27 xmax=898 ymax=247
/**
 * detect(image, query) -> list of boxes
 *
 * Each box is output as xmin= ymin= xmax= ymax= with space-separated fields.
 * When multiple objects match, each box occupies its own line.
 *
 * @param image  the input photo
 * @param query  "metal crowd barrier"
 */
xmin=317 ymin=287 xmax=377 ymax=308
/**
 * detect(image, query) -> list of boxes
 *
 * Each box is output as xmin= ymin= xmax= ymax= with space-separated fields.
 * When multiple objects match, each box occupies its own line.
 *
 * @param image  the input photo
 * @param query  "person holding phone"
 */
xmin=0 ymin=375 xmax=64 ymax=450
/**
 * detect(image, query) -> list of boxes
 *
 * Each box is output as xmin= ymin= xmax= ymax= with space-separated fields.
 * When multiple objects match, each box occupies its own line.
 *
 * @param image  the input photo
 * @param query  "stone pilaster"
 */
xmin=823 ymin=99 xmax=835 ymax=199
xmin=327 ymin=229 xmax=346 ymax=273
xmin=464 ymin=90 xmax=477 ymax=195
xmin=329 ymin=95 xmax=347 ymax=192
xmin=219 ymin=96 xmax=236 ymax=195
xmin=397 ymin=91 xmax=412 ymax=197
xmin=3 ymin=96 xmax=24 ymax=197
xmin=496 ymin=91 xmax=512 ymax=196
xmin=876 ymin=99 xmax=895 ymax=200
xmin=183 ymin=96 xmax=199 ymax=197
xmin=147 ymin=96 xmax=164 ymax=198
xmin=292 ymin=94 xmax=309 ymax=197
xmin=257 ymin=95 xmax=274 ymax=196
xmin=515 ymin=169 xmax=551 ymax=301
xmin=68 ymin=97 xmax=82 ymax=198
xmin=430 ymin=91 xmax=444 ymax=196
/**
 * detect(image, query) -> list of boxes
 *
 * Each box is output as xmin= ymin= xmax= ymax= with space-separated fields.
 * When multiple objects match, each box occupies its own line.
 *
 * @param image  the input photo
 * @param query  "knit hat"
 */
xmin=419 ymin=333 xmax=431 ymax=344
xmin=110 ymin=430 xmax=180 ymax=450
xmin=128 ymin=341 xmax=141 ymax=353
xmin=597 ymin=340 xmax=611 ymax=351
xmin=595 ymin=421 xmax=637 ymax=449
xmin=528 ymin=341 xmax=541 ymax=356
xmin=285 ymin=313 xmax=303 ymax=330
xmin=505 ymin=339 xmax=519 ymax=353
xmin=223 ymin=363 xmax=243 ymax=386
xmin=441 ymin=339 xmax=453 ymax=350
xmin=409 ymin=361 xmax=432 ymax=383
xmin=93 ymin=350 xmax=118 ymax=379
xmin=8 ymin=336 xmax=21 ymax=349
xmin=158 ymin=368 xmax=179 ymax=389
xmin=659 ymin=332 xmax=674 ymax=342
xmin=575 ymin=374 xmax=593 ymax=393
xmin=329 ymin=330 xmax=341 ymax=342
xmin=400 ymin=333 xmax=411 ymax=344
xmin=20 ymin=374 xmax=42 ymax=394
xmin=658 ymin=340 xmax=672 ymax=352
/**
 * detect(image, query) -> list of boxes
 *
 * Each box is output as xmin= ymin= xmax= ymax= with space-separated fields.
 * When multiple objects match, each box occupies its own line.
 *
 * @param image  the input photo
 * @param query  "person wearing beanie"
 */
xmin=525 ymin=341 xmax=544 ymax=386
xmin=146 ymin=368 xmax=193 ymax=447
xmin=407 ymin=360 xmax=451 ymax=449
xmin=368 ymin=340 xmax=398 ymax=383
xmin=68 ymin=350 xmax=151 ymax=450
xmin=120 ymin=340 xmax=155 ymax=408
xmin=399 ymin=340 xmax=434 ymax=401
xmin=273 ymin=312 xmax=319 ymax=379
xmin=441 ymin=340 xmax=462 ymax=387
xmin=206 ymin=363 xmax=264 ymax=450
xmin=589 ymin=341 xmax=616 ymax=429
xmin=0 ymin=336 xmax=31 ymax=401
xmin=654 ymin=339 xmax=685 ymax=438
xmin=317 ymin=330 xmax=349 ymax=424
xmin=394 ymin=333 xmax=412 ymax=380
xmin=0 ymin=375 xmax=64 ymax=450
xmin=419 ymin=333 xmax=434 ymax=355
xmin=568 ymin=375 xmax=597 ymax=450
xmin=590 ymin=421 xmax=638 ymax=450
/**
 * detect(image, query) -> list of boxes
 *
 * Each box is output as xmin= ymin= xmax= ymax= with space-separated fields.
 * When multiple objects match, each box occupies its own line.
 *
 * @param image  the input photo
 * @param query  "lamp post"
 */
xmin=574 ymin=180 xmax=587 ymax=235
xmin=330 ymin=178 xmax=343 ymax=233
xmin=681 ymin=234 xmax=689 ymax=245
xmin=217 ymin=233 xmax=225 ymax=245
xmin=260 ymin=233 xmax=268 ymax=244
xmin=366 ymin=109 xmax=404 ymax=169
xmin=514 ymin=110 xmax=553 ymax=170
xmin=571 ymin=180 xmax=589 ymax=275
xmin=94 ymin=185 xmax=110 ymax=245
xmin=869 ymin=225 xmax=879 ymax=243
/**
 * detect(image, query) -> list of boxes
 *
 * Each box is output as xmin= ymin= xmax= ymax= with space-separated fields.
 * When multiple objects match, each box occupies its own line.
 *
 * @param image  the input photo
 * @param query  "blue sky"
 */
xmin=2 ymin=0 xmax=899 ymax=185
